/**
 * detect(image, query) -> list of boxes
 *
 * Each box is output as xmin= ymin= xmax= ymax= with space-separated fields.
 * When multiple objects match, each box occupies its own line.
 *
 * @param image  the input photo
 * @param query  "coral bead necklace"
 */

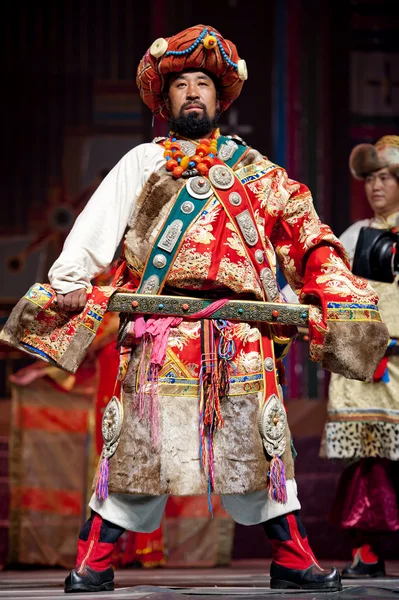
xmin=164 ymin=129 xmax=219 ymax=179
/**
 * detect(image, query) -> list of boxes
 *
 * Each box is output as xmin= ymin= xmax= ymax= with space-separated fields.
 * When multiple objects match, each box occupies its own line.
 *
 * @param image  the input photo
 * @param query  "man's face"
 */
xmin=365 ymin=168 xmax=399 ymax=217
xmin=168 ymin=71 xmax=218 ymax=122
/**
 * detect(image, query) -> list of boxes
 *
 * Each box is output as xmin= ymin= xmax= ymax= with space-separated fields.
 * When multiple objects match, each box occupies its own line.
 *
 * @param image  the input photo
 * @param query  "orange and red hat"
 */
xmin=136 ymin=24 xmax=248 ymax=121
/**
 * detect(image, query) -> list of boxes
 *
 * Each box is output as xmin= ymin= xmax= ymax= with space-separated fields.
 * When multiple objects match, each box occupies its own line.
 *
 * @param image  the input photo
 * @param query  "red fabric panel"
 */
xmin=14 ymin=486 xmax=82 ymax=516
xmin=20 ymin=405 xmax=88 ymax=433
xmin=95 ymin=342 xmax=119 ymax=455
xmin=113 ymin=529 xmax=165 ymax=568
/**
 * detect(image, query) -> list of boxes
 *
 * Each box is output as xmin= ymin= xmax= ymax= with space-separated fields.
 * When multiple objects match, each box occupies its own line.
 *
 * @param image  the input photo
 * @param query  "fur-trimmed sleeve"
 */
xmin=270 ymin=172 xmax=389 ymax=381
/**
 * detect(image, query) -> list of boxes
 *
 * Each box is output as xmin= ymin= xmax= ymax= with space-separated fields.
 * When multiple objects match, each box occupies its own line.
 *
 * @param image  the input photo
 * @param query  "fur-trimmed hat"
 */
xmin=349 ymin=135 xmax=399 ymax=180
xmin=136 ymin=24 xmax=248 ymax=121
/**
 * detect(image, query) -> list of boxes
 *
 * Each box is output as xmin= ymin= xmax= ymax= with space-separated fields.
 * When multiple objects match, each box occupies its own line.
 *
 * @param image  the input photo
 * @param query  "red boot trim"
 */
xmin=76 ymin=515 xmax=115 ymax=573
xmin=270 ymin=539 xmax=313 ymax=570
xmin=271 ymin=514 xmax=321 ymax=571
xmin=358 ymin=544 xmax=379 ymax=564
xmin=351 ymin=546 xmax=360 ymax=560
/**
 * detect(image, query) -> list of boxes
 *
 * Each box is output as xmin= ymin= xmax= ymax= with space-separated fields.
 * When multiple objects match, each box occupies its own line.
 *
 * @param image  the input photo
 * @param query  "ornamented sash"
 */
xmin=136 ymin=136 xmax=247 ymax=295
xmin=205 ymin=157 xmax=289 ymax=502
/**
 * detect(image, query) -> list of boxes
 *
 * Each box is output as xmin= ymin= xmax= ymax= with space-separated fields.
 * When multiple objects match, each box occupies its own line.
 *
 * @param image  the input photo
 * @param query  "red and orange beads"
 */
xmin=164 ymin=133 xmax=218 ymax=179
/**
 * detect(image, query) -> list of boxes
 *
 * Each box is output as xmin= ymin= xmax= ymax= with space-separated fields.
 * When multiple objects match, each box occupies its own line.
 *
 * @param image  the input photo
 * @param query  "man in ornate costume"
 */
xmin=0 ymin=26 xmax=389 ymax=593
xmin=322 ymin=136 xmax=399 ymax=578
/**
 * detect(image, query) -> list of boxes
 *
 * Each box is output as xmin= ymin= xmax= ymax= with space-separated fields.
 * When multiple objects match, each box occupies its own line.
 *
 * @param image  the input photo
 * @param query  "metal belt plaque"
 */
xmin=236 ymin=209 xmax=259 ymax=246
xmin=260 ymin=267 xmax=279 ymax=301
xmin=140 ymin=274 xmax=160 ymax=295
xmin=217 ymin=140 xmax=238 ymax=162
xmin=107 ymin=292 xmax=309 ymax=326
xmin=157 ymin=219 xmax=183 ymax=253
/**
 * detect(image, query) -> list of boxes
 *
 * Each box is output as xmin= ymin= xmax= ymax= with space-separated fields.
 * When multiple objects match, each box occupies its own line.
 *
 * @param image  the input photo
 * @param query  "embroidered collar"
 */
xmin=371 ymin=210 xmax=399 ymax=229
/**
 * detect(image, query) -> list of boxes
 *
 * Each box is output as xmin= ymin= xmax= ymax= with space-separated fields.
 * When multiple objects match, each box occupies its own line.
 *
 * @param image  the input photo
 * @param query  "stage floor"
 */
xmin=0 ymin=561 xmax=398 ymax=599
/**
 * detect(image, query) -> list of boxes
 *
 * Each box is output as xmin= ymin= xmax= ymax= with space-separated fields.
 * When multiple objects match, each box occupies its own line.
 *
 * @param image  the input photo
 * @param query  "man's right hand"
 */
xmin=56 ymin=288 xmax=87 ymax=312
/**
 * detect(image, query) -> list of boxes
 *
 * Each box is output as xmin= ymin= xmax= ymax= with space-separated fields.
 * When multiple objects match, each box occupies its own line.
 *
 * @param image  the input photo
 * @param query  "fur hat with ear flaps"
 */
xmin=349 ymin=135 xmax=399 ymax=180
xmin=136 ymin=24 xmax=248 ymax=121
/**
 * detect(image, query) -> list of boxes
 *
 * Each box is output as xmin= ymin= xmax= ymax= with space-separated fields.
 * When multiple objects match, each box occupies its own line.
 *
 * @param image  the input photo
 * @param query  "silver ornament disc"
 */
xmin=102 ymin=396 xmax=124 ymax=458
xmin=153 ymin=254 xmax=167 ymax=269
xmin=186 ymin=176 xmax=212 ymax=199
xmin=181 ymin=200 xmax=195 ymax=214
xmin=208 ymin=165 xmax=235 ymax=190
xmin=258 ymin=394 xmax=286 ymax=457
xmin=264 ymin=357 xmax=274 ymax=372
xmin=255 ymin=249 xmax=264 ymax=264
xmin=229 ymin=191 xmax=242 ymax=206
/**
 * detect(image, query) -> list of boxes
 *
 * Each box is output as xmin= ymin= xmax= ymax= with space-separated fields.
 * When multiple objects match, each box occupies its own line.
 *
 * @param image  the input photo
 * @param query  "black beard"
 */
xmin=168 ymin=109 xmax=220 ymax=139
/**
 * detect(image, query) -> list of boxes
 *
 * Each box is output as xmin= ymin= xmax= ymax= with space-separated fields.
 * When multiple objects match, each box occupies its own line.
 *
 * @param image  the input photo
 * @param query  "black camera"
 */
xmin=352 ymin=226 xmax=399 ymax=283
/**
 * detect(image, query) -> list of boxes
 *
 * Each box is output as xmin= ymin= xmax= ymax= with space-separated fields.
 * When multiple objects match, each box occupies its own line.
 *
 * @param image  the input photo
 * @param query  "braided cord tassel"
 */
xmin=268 ymin=455 xmax=288 ymax=504
xmin=198 ymin=319 xmax=238 ymax=513
xmin=95 ymin=455 xmax=109 ymax=501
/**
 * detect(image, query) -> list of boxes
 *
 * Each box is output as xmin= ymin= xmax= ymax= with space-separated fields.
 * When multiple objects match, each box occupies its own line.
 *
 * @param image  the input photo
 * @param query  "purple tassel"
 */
xmin=95 ymin=456 xmax=109 ymax=501
xmin=268 ymin=455 xmax=288 ymax=504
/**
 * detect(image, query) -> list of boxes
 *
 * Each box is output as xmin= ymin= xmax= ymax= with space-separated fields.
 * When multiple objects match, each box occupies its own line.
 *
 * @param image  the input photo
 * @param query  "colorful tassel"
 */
xmin=135 ymin=316 xmax=182 ymax=448
xmin=95 ymin=456 xmax=109 ymax=501
xmin=207 ymin=477 xmax=214 ymax=517
xmin=198 ymin=319 xmax=237 ymax=512
xmin=268 ymin=454 xmax=288 ymax=504
xmin=215 ymin=319 xmax=235 ymax=399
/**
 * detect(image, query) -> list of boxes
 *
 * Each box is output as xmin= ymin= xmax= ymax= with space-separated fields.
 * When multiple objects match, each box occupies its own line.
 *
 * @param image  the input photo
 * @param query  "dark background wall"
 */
xmin=2 ymin=1 xmax=398 ymax=231
xmin=0 ymin=0 xmax=398 ymax=564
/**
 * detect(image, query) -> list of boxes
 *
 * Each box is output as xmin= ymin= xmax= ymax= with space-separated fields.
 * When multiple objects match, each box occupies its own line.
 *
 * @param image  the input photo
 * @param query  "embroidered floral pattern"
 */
xmin=168 ymin=321 xmax=201 ymax=352
xmin=168 ymin=248 xmax=212 ymax=289
xmin=233 ymin=322 xmax=262 ymax=344
xmin=217 ymin=256 xmax=263 ymax=298
xmin=233 ymin=349 xmax=263 ymax=373
xmin=16 ymin=286 xmax=112 ymax=367
xmin=224 ymin=225 xmax=247 ymax=258
xmin=315 ymin=253 xmax=378 ymax=302
xmin=275 ymin=244 xmax=303 ymax=291
xmin=187 ymin=203 xmax=221 ymax=245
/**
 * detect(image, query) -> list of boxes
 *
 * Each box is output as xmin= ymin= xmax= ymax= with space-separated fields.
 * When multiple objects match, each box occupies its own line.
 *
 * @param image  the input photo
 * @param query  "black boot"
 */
xmin=65 ymin=566 xmax=115 ymax=593
xmin=262 ymin=511 xmax=342 ymax=591
xmin=342 ymin=546 xmax=386 ymax=579
xmin=270 ymin=562 xmax=342 ymax=590
xmin=65 ymin=511 xmax=125 ymax=593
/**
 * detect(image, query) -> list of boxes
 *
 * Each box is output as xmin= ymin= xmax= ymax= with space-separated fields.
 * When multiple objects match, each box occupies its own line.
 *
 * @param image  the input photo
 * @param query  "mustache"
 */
xmin=181 ymin=101 xmax=206 ymax=111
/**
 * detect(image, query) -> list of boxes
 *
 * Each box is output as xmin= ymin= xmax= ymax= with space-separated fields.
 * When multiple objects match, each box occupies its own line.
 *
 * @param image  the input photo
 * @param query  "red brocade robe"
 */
xmin=0 ymin=140 xmax=389 ymax=498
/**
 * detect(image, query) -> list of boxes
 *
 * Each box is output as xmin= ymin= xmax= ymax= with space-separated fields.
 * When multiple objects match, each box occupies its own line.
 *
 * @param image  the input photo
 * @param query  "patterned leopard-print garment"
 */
xmin=321 ymin=421 xmax=399 ymax=461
